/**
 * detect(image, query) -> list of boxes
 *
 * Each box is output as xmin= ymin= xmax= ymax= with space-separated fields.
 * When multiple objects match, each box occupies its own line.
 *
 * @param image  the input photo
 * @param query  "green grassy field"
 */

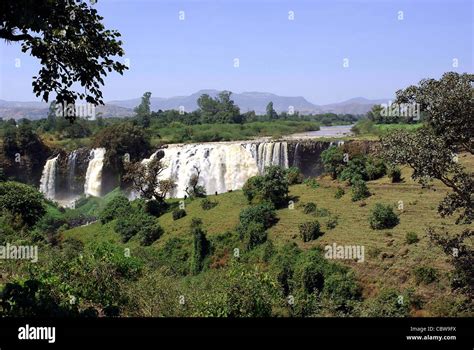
xmin=64 ymin=154 xmax=473 ymax=316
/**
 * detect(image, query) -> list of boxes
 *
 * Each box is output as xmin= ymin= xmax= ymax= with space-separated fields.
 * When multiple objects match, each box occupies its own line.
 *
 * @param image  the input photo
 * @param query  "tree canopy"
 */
xmin=0 ymin=0 xmax=128 ymax=122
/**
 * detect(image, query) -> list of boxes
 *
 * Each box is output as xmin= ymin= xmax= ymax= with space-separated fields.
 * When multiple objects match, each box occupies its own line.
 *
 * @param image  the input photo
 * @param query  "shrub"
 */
xmin=285 ymin=167 xmax=303 ymax=185
xmin=0 ymin=181 xmax=45 ymax=227
xmin=115 ymin=211 xmax=163 ymax=244
xmin=293 ymin=250 xmax=326 ymax=294
xmin=140 ymin=222 xmax=164 ymax=246
xmin=414 ymin=267 xmax=438 ymax=285
xmin=321 ymin=146 xmax=345 ymax=179
xmin=365 ymin=157 xmax=387 ymax=180
xmin=405 ymin=232 xmax=419 ymax=245
xmin=369 ymin=204 xmax=400 ymax=229
xmin=299 ymin=221 xmax=323 ymax=242
xmin=190 ymin=218 xmax=210 ymax=275
xmin=339 ymin=156 xmax=367 ymax=184
xmin=388 ymin=166 xmax=402 ymax=183
xmin=362 ymin=289 xmax=411 ymax=317
xmin=323 ymin=272 xmax=361 ymax=311
xmin=144 ymin=199 xmax=169 ymax=217
xmin=303 ymin=178 xmax=320 ymax=189
xmin=243 ymin=166 xmax=288 ymax=207
xmin=351 ymin=180 xmax=370 ymax=201
xmin=326 ymin=216 xmax=339 ymax=230
xmin=172 ymin=209 xmax=187 ymax=221
xmin=239 ymin=202 xmax=277 ymax=230
xmin=201 ymin=198 xmax=218 ymax=210
xmin=303 ymin=202 xmax=317 ymax=214
xmin=335 ymin=187 xmax=345 ymax=199
xmin=99 ymin=195 xmax=131 ymax=224
xmin=241 ymin=221 xmax=267 ymax=250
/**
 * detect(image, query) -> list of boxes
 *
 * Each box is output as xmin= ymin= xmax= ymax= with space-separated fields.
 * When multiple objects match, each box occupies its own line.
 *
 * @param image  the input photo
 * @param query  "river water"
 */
xmin=287 ymin=124 xmax=354 ymax=139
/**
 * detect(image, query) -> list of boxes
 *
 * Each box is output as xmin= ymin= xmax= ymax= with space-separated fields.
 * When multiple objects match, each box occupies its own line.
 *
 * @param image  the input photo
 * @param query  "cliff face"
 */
xmin=286 ymin=139 xmax=380 ymax=177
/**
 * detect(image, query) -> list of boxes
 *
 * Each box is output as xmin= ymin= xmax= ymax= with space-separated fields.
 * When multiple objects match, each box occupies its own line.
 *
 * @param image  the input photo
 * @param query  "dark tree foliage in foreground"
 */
xmin=0 ymin=0 xmax=128 ymax=122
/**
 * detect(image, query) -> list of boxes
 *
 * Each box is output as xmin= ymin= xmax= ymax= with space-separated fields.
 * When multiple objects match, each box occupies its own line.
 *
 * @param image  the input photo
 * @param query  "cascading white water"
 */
xmin=84 ymin=148 xmax=106 ymax=197
xmin=149 ymin=143 xmax=260 ymax=198
xmin=39 ymin=155 xmax=59 ymax=200
xmin=248 ymin=141 xmax=289 ymax=173
xmin=67 ymin=150 xmax=77 ymax=190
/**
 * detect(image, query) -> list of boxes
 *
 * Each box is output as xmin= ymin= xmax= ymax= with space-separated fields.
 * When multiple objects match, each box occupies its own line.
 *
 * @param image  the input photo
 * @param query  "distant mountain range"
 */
xmin=0 ymin=91 xmax=391 ymax=120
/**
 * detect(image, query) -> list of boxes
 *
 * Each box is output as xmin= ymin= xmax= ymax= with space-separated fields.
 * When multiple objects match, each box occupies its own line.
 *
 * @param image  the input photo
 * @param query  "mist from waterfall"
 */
xmin=84 ymin=148 xmax=106 ymax=197
xmin=39 ymin=155 xmax=59 ymax=200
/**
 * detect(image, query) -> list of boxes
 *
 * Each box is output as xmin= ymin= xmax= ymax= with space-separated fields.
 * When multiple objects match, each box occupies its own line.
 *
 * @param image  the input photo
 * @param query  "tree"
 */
xmin=123 ymin=156 xmax=176 ymax=202
xmin=0 ymin=0 xmax=128 ymax=123
xmin=394 ymin=72 xmax=473 ymax=153
xmin=321 ymin=146 xmax=345 ymax=180
xmin=382 ymin=129 xmax=473 ymax=224
xmin=92 ymin=123 xmax=151 ymax=173
xmin=242 ymin=166 xmax=289 ymax=207
xmin=266 ymin=101 xmax=278 ymax=120
xmin=134 ymin=92 xmax=152 ymax=128
xmin=0 ymin=181 xmax=46 ymax=227
xmin=197 ymin=91 xmax=241 ymax=124
xmin=190 ymin=218 xmax=209 ymax=275
xmin=185 ymin=166 xmax=206 ymax=198
xmin=382 ymin=72 xmax=473 ymax=224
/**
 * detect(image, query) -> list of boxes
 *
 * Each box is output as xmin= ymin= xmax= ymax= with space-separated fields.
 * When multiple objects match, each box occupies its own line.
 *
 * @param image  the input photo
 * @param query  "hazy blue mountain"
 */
xmin=0 ymin=92 xmax=391 ymax=119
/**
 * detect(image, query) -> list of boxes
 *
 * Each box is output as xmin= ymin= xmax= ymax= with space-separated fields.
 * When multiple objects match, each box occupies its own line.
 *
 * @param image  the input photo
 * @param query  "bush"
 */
xmin=172 ymin=209 xmax=187 ymax=221
xmin=362 ymin=289 xmax=411 ymax=317
xmin=144 ymin=199 xmax=169 ymax=217
xmin=115 ymin=211 xmax=163 ymax=244
xmin=365 ymin=157 xmax=387 ymax=180
xmin=405 ymin=231 xmax=419 ymax=244
xmin=0 ymin=181 xmax=45 ymax=227
xmin=339 ymin=156 xmax=367 ymax=184
xmin=140 ymin=222 xmax=164 ymax=246
xmin=303 ymin=178 xmax=320 ymax=189
xmin=335 ymin=187 xmax=345 ymax=199
xmin=241 ymin=221 xmax=267 ymax=250
xmin=293 ymin=250 xmax=326 ymax=294
xmin=388 ymin=166 xmax=402 ymax=183
xmin=351 ymin=180 xmax=370 ymax=201
xmin=299 ymin=221 xmax=323 ymax=242
xmin=99 ymin=195 xmax=131 ymax=224
xmin=285 ymin=167 xmax=303 ymax=185
xmin=321 ymin=146 xmax=345 ymax=179
xmin=201 ymin=198 xmax=218 ymax=210
xmin=414 ymin=267 xmax=438 ymax=285
xmin=369 ymin=204 xmax=400 ymax=229
xmin=242 ymin=166 xmax=289 ymax=207
xmin=303 ymin=202 xmax=317 ymax=214
xmin=190 ymin=218 xmax=210 ymax=275
xmin=239 ymin=202 xmax=277 ymax=230
xmin=326 ymin=216 xmax=339 ymax=230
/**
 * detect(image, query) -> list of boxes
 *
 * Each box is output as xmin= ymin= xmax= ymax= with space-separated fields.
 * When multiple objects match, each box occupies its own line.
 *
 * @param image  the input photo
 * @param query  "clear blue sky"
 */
xmin=0 ymin=0 xmax=472 ymax=104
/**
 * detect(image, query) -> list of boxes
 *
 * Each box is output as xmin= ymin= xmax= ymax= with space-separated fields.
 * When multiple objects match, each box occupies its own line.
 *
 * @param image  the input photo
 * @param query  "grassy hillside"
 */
xmin=63 ymin=155 xmax=474 ymax=316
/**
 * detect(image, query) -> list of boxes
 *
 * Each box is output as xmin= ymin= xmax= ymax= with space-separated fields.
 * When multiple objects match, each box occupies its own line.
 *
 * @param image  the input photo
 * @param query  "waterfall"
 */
xmin=39 ymin=155 xmax=59 ymax=200
xmin=84 ymin=148 xmax=106 ymax=197
xmin=249 ymin=141 xmax=289 ymax=174
xmin=148 ymin=143 xmax=260 ymax=198
xmin=67 ymin=150 xmax=77 ymax=191
xmin=293 ymin=142 xmax=301 ymax=168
